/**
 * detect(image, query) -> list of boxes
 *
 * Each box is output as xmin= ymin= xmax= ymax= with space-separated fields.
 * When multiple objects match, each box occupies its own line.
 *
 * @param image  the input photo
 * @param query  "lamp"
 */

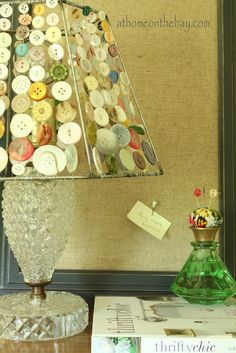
xmin=0 ymin=0 xmax=163 ymax=340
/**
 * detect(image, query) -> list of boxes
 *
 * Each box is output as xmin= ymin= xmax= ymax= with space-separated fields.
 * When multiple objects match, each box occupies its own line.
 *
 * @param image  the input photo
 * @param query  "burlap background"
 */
xmin=57 ymin=0 xmax=220 ymax=271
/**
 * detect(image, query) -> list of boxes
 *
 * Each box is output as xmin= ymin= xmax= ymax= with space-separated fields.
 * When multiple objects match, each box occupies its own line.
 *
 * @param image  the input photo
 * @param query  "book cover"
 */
xmin=92 ymin=296 xmax=236 ymax=353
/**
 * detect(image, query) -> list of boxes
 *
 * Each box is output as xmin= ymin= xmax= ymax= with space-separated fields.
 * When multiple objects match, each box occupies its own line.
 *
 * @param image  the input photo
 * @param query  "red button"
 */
xmin=9 ymin=137 xmax=34 ymax=161
xmin=128 ymin=128 xmax=140 ymax=150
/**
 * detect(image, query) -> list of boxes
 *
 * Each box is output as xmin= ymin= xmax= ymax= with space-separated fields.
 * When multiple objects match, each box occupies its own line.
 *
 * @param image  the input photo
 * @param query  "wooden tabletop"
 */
xmin=0 ymin=312 xmax=92 ymax=353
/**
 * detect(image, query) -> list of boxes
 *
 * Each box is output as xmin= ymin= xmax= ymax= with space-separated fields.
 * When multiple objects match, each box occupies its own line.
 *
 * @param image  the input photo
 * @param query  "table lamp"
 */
xmin=0 ymin=0 xmax=163 ymax=341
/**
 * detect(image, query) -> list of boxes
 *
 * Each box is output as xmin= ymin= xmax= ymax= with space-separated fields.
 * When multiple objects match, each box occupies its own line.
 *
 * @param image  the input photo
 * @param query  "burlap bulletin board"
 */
xmin=57 ymin=0 xmax=220 ymax=271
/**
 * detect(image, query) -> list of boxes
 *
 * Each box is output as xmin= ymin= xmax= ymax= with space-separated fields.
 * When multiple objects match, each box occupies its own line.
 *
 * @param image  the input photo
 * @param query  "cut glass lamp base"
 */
xmin=0 ymin=291 xmax=89 ymax=341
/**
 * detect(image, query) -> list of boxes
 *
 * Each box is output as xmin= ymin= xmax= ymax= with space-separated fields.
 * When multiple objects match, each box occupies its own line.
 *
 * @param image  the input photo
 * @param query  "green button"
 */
xmin=129 ymin=125 xmax=145 ymax=135
xmin=86 ymin=122 xmax=97 ymax=145
xmin=83 ymin=6 xmax=92 ymax=16
xmin=49 ymin=63 xmax=69 ymax=81
xmin=105 ymin=155 xmax=118 ymax=174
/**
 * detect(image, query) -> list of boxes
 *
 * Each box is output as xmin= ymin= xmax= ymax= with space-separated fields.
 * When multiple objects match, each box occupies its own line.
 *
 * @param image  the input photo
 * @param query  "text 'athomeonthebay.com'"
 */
xmin=116 ymin=15 xmax=210 ymax=32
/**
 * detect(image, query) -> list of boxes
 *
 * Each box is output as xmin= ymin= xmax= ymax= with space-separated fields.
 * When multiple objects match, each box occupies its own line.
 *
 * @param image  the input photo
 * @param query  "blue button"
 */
xmin=15 ymin=43 xmax=29 ymax=57
xmin=108 ymin=70 xmax=119 ymax=84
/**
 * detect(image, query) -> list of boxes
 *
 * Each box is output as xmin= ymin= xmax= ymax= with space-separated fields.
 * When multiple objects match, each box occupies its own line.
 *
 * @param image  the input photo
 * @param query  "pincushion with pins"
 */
xmin=189 ymin=188 xmax=223 ymax=228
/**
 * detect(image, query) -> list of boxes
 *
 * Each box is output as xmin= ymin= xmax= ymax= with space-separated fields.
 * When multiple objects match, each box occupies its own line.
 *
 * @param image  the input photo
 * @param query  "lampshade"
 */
xmin=0 ymin=0 xmax=163 ymax=181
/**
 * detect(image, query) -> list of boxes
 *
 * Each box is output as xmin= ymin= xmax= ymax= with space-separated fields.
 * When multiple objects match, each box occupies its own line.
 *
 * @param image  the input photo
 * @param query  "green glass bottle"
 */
xmin=171 ymin=227 xmax=236 ymax=304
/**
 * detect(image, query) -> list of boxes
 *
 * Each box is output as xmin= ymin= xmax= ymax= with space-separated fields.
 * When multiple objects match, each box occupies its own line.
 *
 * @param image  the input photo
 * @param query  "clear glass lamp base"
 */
xmin=0 ymin=291 xmax=89 ymax=341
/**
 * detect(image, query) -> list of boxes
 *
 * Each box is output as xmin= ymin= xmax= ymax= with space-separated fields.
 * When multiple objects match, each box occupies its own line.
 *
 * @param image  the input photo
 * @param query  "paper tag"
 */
xmin=127 ymin=201 xmax=171 ymax=240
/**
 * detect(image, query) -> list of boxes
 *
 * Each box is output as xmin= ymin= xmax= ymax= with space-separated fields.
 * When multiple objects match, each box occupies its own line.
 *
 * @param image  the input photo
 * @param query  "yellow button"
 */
xmin=84 ymin=76 xmax=98 ymax=91
xmin=32 ymin=101 xmax=53 ymax=122
xmin=0 ymin=119 xmax=5 ymax=138
xmin=104 ymin=31 xmax=113 ymax=44
xmin=101 ymin=20 xmax=109 ymax=32
xmin=0 ymin=80 xmax=7 ymax=96
xmin=33 ymin=4 xmax=45 ymax=16
xmin=122 ymin=119 xmax=131 ymax=128
xmin=71 ymin=8 xmax=81 ymax=20
xmin=29 ymin=82 xmax=48 ymax=102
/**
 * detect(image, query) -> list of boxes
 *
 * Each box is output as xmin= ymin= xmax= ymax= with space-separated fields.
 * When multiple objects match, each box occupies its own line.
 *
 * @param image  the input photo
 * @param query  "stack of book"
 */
xmin=92 ymin=296 xmax=236 ymax=353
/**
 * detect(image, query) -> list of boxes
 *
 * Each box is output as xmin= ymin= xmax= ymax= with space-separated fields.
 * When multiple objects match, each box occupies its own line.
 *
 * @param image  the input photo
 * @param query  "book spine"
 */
xmin=141 ymin=337 xmax=236 ymax=353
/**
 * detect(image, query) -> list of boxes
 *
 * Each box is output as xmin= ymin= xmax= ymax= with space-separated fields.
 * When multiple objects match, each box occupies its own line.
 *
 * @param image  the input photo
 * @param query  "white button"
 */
xmin=46 ymin=0 xmax=58 ymax=9
xmin=119 ymin=149 xmax=135 ymax=171
xmin=77 ymin=46 xmax=87 ymax=59
xmin=0 ymin=99 xmax=5 ymax=116
xmin=58 ymin=122 xmax=82 ymax=145
xmin=48 ymin=43 xmax=64 ymax=60
xmin=87 ymin=12 xmax=97 ymax=23
xmin=113 ymin=105 xmax=127 ymax=123
xmin=10 ymin=114 xmax=33 ymax=138
xmin=29 ymin=65 xmax=45 ymax=82
xmin=94 ymin=108 xmax=109 ymax=127
xmin=120 ymin=72 xmax=130 ymax=86
xmin=0 ymin=95 xmax=10 ymax=110
xmin=96 ymin=128 xmax=119 ymax=155
xmin=32 ymin=16 xmax=45 ymax=29
xmin=80 ymin=19 xmax=88 ymax=30
xmin=101 ymin=89 xmax=112 ymax=106
xmin=95 ymin=48 xmax=107 ymax=62
xmin=33 ymin=145 xmax=66 ymax=176
xmin=129 ymin=101 xmax=136 ymax=116
xmin=72 ymin=21 xmax=81 ymax=32
xmin=75 ymin=33 xmax=83 ymax=46
xmin=46 ymin=13 xmax=59 ymax=26
xmin=0 ymin=147 xmax=8 ymax=172
xmin=56 ymin=102 xmax=77 ymax=123
xmin=0 ymin=64 xmax=8 ymax=80
xmin=11 ymin=94 xmax=31 ymax=114
xmin=90 ymin=35 xmax=101 ymax=47
xmin=99 ymin=62 xmax=110 ymax=77
xmin=0 ymin=48 xmax=10 ymax=64
xmin=0 ymin=33 xmax=12 ymax=48
xmin=12 ymin=163 xmax=26 ymax=176
xmin=45 ymin=26 xmax=61 ymax=43
xmin=0 ymin=18 xmax=10 ymax=31
xmin=112 ymin=84 xmax=121 ymax=97
xmin=18 ymin=2 xmax=29 ymax=14
xmin=15 ymin=25 xmax=30 ymax=41
xmin=29 ymin=30 xmax=45 ymax=46
xmin=14 ymin=58 xmax=30 ymax=74
xmin=92 ymin=147 xmax=103 ymax=175
xmin=0 ymin=4 xmax=13 ymax=18
xmin=98 ymin=10 xmax=106 ymax=21
xmin=29 ymin=46 xmax=45 ymax=62
xmin=86 ymin=23 xmax=97 ymax=35
xmin=80 ymin=30 xmax=91 ymax=43
xmin=89 ymin=90 xmax=104 ymax=108
xmin=12 ymin=75 xmax=31 ymax=94
xmin=85 ymin=101 xmax=94 ymax=121
xmin=120 ymin=82 xmax=130 ymax=96
xmin=109 ymin=90 xmax=118 ymax=106
xmin=80 ymin=58 xmax=92 ymax=73
xmin=65 ymin=144 xmax=78 ymax=173
xmin=52 ymin=81 xmax=72 ymax=101
xmin=111 ymin=124 xmax=131 ymax=147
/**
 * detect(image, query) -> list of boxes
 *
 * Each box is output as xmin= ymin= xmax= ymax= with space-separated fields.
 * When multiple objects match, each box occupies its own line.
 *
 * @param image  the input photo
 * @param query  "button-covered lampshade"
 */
xmin=0 ymin=0 xmax=163 ymax=180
